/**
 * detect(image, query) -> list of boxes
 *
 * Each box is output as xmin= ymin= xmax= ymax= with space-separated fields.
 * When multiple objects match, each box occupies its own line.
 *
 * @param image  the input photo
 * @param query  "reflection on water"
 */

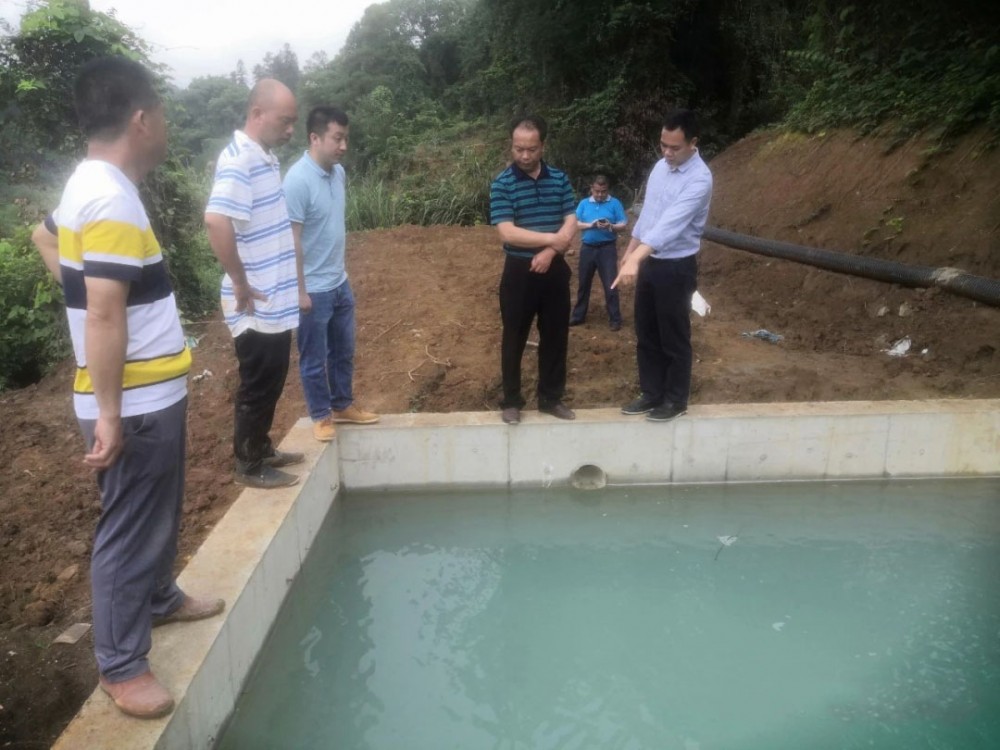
xmin=217 ymin=479 xmax=1000 ymax=750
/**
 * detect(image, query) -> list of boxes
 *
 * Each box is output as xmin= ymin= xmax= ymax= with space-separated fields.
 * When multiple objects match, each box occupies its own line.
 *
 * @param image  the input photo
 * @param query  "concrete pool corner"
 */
xmin=52 ymin=399 xmax=1000 ymax=749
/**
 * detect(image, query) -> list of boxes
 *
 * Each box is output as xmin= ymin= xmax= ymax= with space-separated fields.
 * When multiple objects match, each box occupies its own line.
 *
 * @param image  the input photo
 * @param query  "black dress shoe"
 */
xmin=609 ymin=321 xmax=622 ymax=331
xmin=539 ymin=402 xmax=576 ymax=420
xmin=646 ymin=404 xmax=687 ymax=422
xmin=568 ymin=319 xmax=584 ymax=327
xmin=621 ymin=395 xmax=661 ymax=415
xmin=501 ymin=407 xmax=521 ymax=424
xmin=234 ymin=465 xmax=299 ymax=489
xmin=262 ymin=449 xmax=305 ymax=468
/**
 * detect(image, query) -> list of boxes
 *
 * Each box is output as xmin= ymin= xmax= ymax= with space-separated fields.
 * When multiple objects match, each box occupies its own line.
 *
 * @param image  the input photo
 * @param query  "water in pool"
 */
xmin=217 ymin=479 xmax=1000 ymax=749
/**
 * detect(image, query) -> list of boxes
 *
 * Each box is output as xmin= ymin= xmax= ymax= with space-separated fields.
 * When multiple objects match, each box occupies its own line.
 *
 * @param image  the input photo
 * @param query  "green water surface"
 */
xmin=217 ymin=479 xmax=1000 ymax=750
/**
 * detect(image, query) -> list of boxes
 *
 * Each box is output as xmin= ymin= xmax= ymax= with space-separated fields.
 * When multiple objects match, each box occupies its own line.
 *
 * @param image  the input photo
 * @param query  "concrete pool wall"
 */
xmin=53 ymin=399 xmax=1000 ymax=749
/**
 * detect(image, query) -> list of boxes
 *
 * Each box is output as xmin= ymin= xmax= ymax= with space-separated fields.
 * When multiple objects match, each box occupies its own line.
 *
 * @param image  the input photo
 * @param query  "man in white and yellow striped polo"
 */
xmin=50 ymin=57 xmax=224 ymax=719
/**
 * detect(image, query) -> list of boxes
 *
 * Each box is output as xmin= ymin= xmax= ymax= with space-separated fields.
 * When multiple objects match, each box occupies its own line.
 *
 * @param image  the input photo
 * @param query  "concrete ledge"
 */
xmin=53 ymin=419 xmax=338 ymax=750
xmin=337 ymin=399 xmax=1000 ymax=489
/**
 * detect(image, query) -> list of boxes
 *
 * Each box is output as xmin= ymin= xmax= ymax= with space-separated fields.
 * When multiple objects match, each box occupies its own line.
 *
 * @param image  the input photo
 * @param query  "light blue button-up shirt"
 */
xmin=283 ymin=152 xmax=347 ymax=293
xmin=632 ymin=151 xmax=712 ymax=259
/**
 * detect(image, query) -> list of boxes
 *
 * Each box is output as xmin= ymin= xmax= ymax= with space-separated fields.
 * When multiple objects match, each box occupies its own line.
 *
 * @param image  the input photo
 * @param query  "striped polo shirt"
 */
xmin=54 ymin=160 xmax=190 ymax=419
xmin=206 ymin=130 xmax=299 ymax=336
xmin=490 ymin=162 xmax=576 ymax=258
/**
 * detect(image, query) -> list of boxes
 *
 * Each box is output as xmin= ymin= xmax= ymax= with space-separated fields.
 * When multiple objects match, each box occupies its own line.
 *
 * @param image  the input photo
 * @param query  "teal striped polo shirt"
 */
xmin=489 ymin=162 xmax=576 ymax=258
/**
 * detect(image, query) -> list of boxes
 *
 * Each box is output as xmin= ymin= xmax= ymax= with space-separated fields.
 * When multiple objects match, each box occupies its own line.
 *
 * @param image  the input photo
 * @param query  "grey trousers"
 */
xmin=79 ymin=396 xmax=187 ymax=682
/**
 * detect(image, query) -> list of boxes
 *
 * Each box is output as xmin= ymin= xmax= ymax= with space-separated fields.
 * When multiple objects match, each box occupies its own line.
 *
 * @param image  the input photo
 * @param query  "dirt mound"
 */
xmin=2 ymin=127 xmax=998 ymax=746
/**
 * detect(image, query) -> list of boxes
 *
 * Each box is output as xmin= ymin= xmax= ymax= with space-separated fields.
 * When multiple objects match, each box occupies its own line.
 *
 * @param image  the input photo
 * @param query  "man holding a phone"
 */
xmin=570 ymin=175 xmax=628 ymax=330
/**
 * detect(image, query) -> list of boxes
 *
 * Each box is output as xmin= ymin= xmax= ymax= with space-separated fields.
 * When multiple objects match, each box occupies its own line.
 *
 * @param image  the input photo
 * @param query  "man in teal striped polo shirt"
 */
xmin=490 ymin=115 xmax=578 ymax=425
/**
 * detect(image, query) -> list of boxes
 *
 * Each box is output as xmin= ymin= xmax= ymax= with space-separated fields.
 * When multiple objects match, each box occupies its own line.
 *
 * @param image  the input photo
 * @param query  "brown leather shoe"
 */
xmin=313 ymin=416 xmax=336 ymax=442
xmin=332 ymin=404 xmax=380 ymax=424
xmin=100 ymin=671 xmax=174 ymax=719
xmin=539 ymin=402 xmax=576 ymax=420
xmin=501 ymin=407 xmax=520 ymax=425
xmin=153 ymin=595 xmax=225 ymax=628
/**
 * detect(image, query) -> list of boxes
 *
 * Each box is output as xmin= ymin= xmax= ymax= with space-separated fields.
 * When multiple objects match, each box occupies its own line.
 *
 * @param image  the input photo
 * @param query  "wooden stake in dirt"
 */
xmin=54 ymin=622 xmax=92 ymax=645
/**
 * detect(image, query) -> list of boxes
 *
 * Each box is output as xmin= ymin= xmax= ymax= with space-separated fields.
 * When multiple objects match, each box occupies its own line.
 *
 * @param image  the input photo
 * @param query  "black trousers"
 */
xmin=634 ymin=254 xmax=697 ymax=408
xmin=233 ymin=329 xmax=291 ymax=471
xmin=499 ymin=254 xmax=571 ymax=409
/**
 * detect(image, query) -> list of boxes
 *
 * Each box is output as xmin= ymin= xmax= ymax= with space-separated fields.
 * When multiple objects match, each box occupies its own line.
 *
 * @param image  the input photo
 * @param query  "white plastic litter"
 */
xmin=192 ymin=368 xmax=213 ymax=383
xmin=884 ymin=337 xmax=912 ymax=357
xmin=717 ymin=535 xmax=738 ymax=546
xmin=691 ymin=290 xmax=711 ymax=317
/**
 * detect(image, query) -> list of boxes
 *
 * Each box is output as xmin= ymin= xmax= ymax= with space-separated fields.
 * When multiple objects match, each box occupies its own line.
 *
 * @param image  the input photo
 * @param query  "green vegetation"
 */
xmin=782 ymin=1 xmax=1000 ymax=140
xmin=1 ymin=0 xmax=996 ymax=389
xmin=0 ymin=229 xmax=67 ymax=390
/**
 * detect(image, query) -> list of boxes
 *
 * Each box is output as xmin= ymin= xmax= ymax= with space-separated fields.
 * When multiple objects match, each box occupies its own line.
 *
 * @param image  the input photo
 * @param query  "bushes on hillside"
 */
xmin=0 ymin=229 xmax=68 ymax=390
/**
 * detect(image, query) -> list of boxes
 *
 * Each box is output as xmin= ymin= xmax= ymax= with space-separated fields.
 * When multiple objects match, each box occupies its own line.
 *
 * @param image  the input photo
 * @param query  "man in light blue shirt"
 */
xmin=612 ymin=109 xmax=713 ymax=422
xmin=284 ymin=106 xmax=379 ymax=442
xmin=570 ymin=175 xmax=628 ymax=330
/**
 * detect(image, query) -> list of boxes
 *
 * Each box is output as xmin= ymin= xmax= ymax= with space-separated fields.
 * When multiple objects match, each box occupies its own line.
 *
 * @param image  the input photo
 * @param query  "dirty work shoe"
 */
xmin=646 ymin=404 xmax=687 ymax=422
xmin=333 ymin=404 xmax=380 ymax=424
xmin=153 ymin=595 xmax=225 ymax=628
xmin=501 ymin=407 xmax=521 ymax=425
xmin=262 ymin=449 xmax=305 ymax=468
xmin=568 ymin=318 xmax=584 ymax=327
xmin=99 ymin=671 xmax=174 ymax=720
xmin=621 ymin=394 xmax=660 ymax=415
xmin=540 ymin=402 xmax=576 ymax=420
xmin=313 ymin=416 xmax=336 ymax=442
xmin=609 ymin=321 xmax=622 ymax=332
xmin=234 ymin=465 xmax=299 ymax=489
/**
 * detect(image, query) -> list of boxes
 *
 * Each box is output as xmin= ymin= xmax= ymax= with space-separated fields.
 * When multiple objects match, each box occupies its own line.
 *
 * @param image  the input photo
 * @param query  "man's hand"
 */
xmin=530 ymin=248 xmax=557 ymax=273
xmin=233 ymin=280 xmax=267 ymax=315
xmin=611 ymin=254 xmax=641 ymax=290
xmin=298 ymin=290 xmax=312 ymax=313
xmin=85 ymin=414 xmax=124 ymax=470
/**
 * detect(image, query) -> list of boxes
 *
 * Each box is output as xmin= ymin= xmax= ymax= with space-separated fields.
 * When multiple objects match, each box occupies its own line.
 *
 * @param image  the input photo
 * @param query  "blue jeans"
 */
xmin=571 ymin=241 xmax=621 ymax=325
xmin=298 ymin=281 xmax=355 ymax=420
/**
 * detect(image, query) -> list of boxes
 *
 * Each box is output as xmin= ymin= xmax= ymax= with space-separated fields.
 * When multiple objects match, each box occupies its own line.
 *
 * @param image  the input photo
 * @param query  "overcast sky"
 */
xmin=1 ymin=0 xmax=376 ymax=86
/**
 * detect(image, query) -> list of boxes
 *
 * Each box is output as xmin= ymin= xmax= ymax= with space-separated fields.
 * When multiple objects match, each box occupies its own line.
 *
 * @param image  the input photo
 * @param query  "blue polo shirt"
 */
xmin=576 ymin=195 xmax=627 ymax=244
xmin=490 ymin=162 xmax=576 ymax=258
xmin=282 ymin=152 xmax=347 ymax=293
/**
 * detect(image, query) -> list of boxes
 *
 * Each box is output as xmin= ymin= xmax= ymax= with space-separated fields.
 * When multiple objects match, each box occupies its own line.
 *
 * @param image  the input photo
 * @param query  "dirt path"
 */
xmin=2 ymin=128 xmax=998 ymax=746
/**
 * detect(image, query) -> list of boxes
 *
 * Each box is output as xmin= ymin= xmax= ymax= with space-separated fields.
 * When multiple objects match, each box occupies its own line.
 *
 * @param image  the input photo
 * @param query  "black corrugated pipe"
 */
xmin=702 ymin=226 xmax=1000 ymax=308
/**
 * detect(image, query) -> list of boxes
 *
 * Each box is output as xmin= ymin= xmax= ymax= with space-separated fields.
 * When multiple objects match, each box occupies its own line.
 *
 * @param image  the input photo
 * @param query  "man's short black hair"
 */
xmin=510 ymin=114 xmax=548 ymax=142
xmin=306 ymin=106 xmax=349 ymax=138
xmin=662 ymin=109 xmax=700 ymax=142
xmin=74 ymin=56 xmax=161 ymax=141
xmin=591 ymin=174 xmax=610 ymax=187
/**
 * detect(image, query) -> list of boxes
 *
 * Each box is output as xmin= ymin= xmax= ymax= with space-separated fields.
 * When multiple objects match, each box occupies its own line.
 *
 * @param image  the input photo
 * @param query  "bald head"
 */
xmin=245 ymin=78 xmax=297 ymax=150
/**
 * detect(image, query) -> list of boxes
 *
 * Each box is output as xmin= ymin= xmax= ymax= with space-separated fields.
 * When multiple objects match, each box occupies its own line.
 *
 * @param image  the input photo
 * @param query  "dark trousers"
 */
xmin=634 ymin=254 xmax=698 ymax=408
xmin=80 ymin=397 xmax=187 ymax=681
xmin=233 ymin=329 xmax=291 ymax=471
xmin=571 ymin=241 xmax=621 ymax=325
xmin=499 ymin=254 xmax=571 ymax=409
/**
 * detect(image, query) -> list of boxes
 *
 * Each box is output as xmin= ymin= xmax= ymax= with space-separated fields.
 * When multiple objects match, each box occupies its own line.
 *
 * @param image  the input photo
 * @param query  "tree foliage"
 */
xmin=0 ymin=0 xmax=156 ymax=178
xmin=782 ymin=1 xmax=1000 ymax=138
xmin=171 ymin=75 xmax=248 ymax=166
xmin=253 ymin=43 xmax=301 ymax=91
